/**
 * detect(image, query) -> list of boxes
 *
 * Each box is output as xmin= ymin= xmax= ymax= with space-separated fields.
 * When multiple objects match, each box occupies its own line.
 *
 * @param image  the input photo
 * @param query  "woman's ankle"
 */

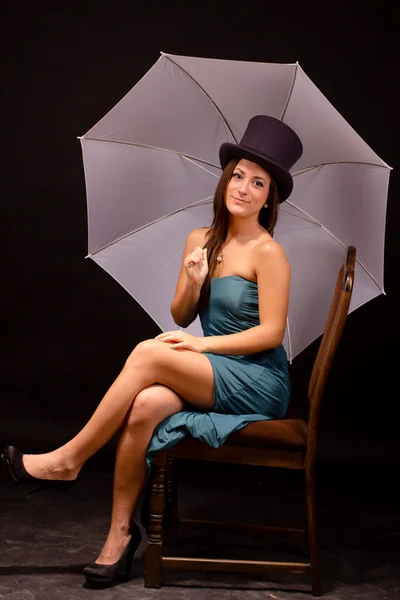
xmin=109 ymin=520 xmax=132 ymax=537
xmin=52 ymin=447 xmax=83 ymax=477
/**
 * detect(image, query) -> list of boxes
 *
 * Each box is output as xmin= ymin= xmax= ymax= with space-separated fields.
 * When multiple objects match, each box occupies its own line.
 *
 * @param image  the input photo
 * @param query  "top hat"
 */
xmin=219 ymin=115 xmax=303 ymax=202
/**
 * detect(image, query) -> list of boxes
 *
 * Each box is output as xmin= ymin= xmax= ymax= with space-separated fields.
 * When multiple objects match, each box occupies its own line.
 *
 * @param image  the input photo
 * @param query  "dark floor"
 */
xmin=0 ymin=456 xmax=399 ymax=600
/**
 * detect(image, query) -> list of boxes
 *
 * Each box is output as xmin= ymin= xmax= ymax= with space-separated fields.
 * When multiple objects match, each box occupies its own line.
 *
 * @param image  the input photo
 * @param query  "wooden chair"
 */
xmin=144 ymin=246 xmax=356 ymax=596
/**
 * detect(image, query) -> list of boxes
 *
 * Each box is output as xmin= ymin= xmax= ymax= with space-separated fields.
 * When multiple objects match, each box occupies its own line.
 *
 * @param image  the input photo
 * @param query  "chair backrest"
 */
xmin=306 ymin=246 xmax=356 ymax=465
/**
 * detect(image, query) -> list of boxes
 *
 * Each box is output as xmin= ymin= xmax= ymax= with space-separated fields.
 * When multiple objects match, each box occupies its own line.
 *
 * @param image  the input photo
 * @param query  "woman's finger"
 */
xmin=159 ymin=335 xmax=182 ymax=343
xmin=157 ymin=330 xmax=179 ymax=337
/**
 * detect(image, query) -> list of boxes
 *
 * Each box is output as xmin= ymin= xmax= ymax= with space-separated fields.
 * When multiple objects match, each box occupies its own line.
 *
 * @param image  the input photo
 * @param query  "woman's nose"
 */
xmin=238 ymin=179 xmax=249 ymax=194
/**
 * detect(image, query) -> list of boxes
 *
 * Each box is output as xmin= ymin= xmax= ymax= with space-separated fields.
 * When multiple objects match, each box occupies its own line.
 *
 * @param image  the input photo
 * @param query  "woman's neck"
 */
xmin=226 ymin=219 xmax=262 ymax=241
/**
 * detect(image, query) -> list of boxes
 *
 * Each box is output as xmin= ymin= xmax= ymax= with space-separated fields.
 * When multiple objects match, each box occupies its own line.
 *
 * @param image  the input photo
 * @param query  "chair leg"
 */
xmin=305 ymin=469 xmax=322 ymax=596
xmin=144 ymin=453 xmax=167 ymax=588
xmin=164 ymin=456 xmax=179 ymax=544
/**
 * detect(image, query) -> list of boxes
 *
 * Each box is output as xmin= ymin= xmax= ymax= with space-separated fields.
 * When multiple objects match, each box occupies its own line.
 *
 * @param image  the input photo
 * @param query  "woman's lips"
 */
xmin=233 ymin=197 xmax=247 ymax=203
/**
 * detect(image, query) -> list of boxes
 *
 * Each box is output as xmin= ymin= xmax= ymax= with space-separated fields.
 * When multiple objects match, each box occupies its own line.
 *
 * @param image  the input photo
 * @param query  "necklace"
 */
xmin=216 ymin=227 xmax=262 ymax=263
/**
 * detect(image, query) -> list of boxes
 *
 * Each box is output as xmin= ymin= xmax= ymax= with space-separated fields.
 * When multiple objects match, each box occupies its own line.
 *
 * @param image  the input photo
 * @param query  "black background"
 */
xmin=2 ymin=1 xmax=399 ymax=465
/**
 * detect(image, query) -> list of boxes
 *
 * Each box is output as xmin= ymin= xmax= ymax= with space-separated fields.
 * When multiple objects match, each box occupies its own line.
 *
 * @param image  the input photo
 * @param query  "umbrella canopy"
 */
xmin=79 ymin=53 xmax=391 ymax=362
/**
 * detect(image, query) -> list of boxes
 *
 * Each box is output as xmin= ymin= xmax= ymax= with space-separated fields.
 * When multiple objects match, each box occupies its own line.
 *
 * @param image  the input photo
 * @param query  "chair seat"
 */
xmin=226 ymin=418 xmax=307 ymax=449
xmin=167 ymin=418 xmax=308 ymax=470
xmin=167 ymin=418 xmax=308 ymax=466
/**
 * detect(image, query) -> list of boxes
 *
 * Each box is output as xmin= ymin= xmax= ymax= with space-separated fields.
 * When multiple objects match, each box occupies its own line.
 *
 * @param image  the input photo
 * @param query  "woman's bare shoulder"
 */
xmin=255 ymin=235 xmax=289 ymax=263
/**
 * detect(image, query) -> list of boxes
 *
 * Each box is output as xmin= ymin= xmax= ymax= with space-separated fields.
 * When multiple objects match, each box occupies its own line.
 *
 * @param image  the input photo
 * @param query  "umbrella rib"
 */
xmin=80 ymin=136 xmax=222 ymax=172
xmin=181 ymin=155 xmax=220 ymax=178
xmin=285 ymin=200 xmax=385 ymax=294
xmin=280 ymin=62 xmax=299 ymax=121
xmin=164 ymin=54 xmax=238 ymax=143
xmin=278 ymin=204 xmax=318 ymax=225
xmin=87 ymin=196 xmax=214 ymax=258
xmin=292 ymin=161 xmax=391 ymax=173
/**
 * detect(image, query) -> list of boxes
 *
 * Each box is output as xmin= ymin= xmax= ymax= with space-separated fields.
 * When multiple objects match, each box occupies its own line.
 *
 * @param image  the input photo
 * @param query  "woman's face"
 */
xmin=225 ymin=158 xmax=271 ymax=216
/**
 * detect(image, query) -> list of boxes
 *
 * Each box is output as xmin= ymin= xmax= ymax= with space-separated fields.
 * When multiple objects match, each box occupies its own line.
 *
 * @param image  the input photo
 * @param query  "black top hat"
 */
xmin=219 ymin=115 xmax=303 ymax=202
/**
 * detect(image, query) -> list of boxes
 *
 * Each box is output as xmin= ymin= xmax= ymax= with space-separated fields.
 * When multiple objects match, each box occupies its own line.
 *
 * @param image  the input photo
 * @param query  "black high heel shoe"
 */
xmin=83 ymin=522 xmax=142 ymax=587
xmin=1 ymin=446 xmax=77 ymax=495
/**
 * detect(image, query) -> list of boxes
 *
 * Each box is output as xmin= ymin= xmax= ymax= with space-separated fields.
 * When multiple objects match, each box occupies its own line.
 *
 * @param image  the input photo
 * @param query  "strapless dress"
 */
xmin=145 ymin=276 xmax=291 ymax=469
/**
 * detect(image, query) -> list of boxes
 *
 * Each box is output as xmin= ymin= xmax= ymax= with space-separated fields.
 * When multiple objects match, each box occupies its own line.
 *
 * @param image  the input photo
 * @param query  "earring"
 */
xmin=264 ymin=203 xmax=268 ymax=208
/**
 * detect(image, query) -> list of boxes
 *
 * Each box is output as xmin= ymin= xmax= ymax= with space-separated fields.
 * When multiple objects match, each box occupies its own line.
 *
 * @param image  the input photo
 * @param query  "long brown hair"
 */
xmin=198 ymin=158 xmax=280 ymax=313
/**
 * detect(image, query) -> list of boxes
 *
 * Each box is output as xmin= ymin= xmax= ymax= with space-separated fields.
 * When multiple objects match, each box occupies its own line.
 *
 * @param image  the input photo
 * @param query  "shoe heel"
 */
xmin=116 ymin=524 xmax=141 ymax=580
xmin=122 ymin=539 xmax=136 ymax=580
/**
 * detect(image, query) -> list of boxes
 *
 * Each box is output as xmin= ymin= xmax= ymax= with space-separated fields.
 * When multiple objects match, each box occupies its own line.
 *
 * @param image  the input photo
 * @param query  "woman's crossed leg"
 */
xmin=22 ymin=338 xmax=214 ymax=480
xmin=14 ymin=339 xmax=215 ymax=564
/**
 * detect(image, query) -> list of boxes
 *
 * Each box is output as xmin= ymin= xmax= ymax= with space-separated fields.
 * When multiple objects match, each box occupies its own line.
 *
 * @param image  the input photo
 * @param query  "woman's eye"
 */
xmin=254 ymin=180 xmax=264 ymax=187
xmin=232 ymin=172 xmax=241 ymax=179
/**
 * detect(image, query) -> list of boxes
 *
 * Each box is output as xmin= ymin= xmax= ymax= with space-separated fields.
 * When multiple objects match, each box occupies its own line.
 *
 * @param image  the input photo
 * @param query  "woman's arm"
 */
xmin=170 ymin=228 xmax=208 ymax=328
xmin=202 ymin=241 xmax=291 ymax=355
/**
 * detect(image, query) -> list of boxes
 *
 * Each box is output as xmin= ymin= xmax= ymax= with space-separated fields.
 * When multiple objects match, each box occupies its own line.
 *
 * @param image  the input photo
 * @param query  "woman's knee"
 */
xmin=129 ymin=386 xmax=157 ymax=419
xmin=124 ymin=339 xmax=162 ymax=370
xmin=126 ymin=385 xmax=183 ymax=430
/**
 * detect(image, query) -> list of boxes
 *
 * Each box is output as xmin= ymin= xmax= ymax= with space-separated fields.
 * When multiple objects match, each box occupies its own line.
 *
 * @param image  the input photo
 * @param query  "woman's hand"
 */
xmin=184 ymin=247 xmax=208 ymax=286
xmin=155 ymin=330 xmax=207 ymax=353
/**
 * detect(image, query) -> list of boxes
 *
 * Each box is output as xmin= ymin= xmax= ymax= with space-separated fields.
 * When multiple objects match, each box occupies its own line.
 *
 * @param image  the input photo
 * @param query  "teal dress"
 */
xmin=145 ymin=275 xmax=291 ymax=470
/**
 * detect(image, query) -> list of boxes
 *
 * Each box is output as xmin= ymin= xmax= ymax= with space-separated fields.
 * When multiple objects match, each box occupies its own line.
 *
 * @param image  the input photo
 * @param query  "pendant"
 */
xmin=216 ymin=254 xmax=223 ymax=263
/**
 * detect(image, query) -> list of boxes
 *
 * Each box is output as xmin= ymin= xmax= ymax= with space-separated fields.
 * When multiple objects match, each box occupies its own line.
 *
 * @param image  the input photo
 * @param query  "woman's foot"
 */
xmin=83 ymin=522 xmax=142 ymax=587
xmin=95 ymin=528 xmax=133 ymax=565
xmin=22 ymin=450 xmax=80 ymax=482
xmin=1 ymin=446 xmax=80 ymax=492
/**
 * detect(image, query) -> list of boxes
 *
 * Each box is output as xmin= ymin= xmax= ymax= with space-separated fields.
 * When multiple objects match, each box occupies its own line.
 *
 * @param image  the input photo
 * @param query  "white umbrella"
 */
xmin=79 ymin=52 xmax=391 ymax=362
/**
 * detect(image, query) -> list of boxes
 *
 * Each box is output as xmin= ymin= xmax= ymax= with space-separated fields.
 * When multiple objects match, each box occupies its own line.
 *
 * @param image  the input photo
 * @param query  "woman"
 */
xmin=2 ymin=115 xmax=303 ymax=587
